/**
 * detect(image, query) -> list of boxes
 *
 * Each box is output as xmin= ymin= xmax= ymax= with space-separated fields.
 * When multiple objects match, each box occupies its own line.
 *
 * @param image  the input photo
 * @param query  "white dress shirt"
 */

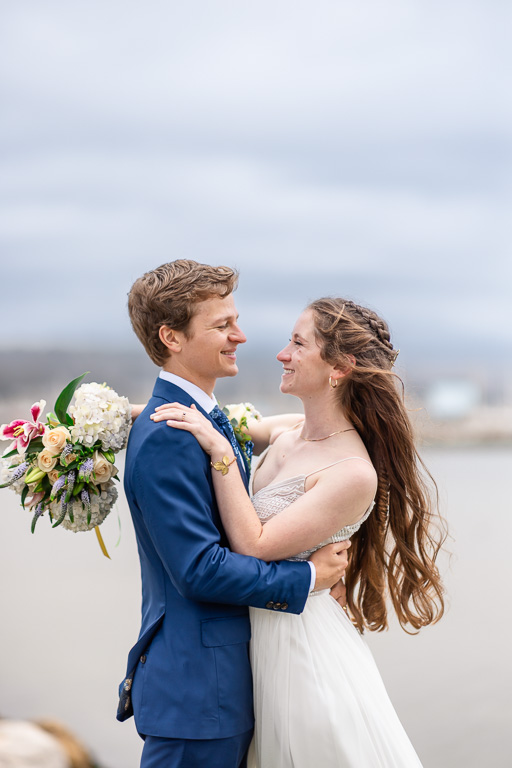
xmin=158 ymin=370 xmax=316 ymax=592
xmin=159 ymin=370 xmax=217 ymax=412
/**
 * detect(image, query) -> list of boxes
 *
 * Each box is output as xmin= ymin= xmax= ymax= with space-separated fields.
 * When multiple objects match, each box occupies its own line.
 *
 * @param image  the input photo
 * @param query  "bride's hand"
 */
xmin=151 ymin=403 xmax=230 ymax=457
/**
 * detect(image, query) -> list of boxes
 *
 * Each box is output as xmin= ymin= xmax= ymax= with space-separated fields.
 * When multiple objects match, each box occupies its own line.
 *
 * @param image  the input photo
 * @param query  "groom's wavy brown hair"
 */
xmin=128 ymin=260 xmax=239 ymax=366
xmin=309 ymin=297 xmax=446 ymax=634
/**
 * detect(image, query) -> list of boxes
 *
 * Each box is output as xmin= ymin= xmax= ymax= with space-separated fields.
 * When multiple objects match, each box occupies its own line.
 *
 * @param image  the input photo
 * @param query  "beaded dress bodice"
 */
xmin=251 ymin=458 xmax=375 ymax=562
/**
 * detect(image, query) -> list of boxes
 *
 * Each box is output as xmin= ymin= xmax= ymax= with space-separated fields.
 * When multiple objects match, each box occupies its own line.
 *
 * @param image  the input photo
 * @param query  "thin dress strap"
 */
xmin=305 ymin=456 xmax=373 ymax=480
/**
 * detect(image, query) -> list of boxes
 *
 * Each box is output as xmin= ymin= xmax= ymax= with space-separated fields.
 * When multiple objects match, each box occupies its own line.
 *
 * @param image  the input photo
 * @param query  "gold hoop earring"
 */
xmin=329 ymin=376 xmax=338 ymax=389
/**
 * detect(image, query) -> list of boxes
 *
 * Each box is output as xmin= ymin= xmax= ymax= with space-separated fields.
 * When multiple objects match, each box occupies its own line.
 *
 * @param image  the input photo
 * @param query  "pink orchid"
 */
xmin=0 ymin=400 xmax=47 ymax=455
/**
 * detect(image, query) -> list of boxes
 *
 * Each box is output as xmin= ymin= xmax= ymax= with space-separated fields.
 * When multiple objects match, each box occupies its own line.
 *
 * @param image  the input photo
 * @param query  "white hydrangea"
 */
xmin=52 ymin=480 xmax=119 ymax=532
xmin=0 ymin=454 xmax=27 ymax=494
xmin=0 ymin=457 xmax=12 ymax=485
xmin=69 ymin=382 xmax=131 ymax=452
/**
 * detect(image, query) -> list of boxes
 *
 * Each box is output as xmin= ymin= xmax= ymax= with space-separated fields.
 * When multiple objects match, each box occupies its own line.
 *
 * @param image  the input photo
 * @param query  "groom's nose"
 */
xmin=230 ymin=323 xmax=247 ymax=344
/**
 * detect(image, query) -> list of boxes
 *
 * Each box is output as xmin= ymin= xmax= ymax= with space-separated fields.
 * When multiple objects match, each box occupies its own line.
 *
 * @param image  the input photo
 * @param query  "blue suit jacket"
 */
xmin=118 ymin=377 xmax=311 ymax=740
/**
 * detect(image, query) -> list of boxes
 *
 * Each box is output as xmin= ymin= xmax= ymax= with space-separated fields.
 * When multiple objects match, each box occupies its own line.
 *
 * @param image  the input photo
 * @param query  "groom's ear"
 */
xmin=159 ymin=325 xmax=182 ymax=354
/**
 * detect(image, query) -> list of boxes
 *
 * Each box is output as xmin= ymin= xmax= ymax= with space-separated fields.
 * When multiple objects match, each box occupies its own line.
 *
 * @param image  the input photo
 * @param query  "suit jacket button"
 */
xmin=273 ymin=603 xmax=281 ymax=610
xmin=266 ymin=601 xmax=274 ymax=609
xmin=280 ymin=603 xmax=288 ymax=610
xmin=140 ymin=654 xmax=147 ymax=664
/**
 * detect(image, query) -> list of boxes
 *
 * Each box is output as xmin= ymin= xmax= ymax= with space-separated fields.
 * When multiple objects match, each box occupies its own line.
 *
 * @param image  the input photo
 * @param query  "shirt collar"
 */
xmin=159 ymin=370 xmax=218 ymax=413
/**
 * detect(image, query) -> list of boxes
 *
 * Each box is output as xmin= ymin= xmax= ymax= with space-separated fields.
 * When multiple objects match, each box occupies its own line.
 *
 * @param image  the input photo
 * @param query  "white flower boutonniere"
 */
xmin=222 ymin=402 xmax=262 ymax=471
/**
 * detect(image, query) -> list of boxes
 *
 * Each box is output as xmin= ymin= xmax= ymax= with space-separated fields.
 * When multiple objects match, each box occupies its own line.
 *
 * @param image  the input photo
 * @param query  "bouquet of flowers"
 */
xmin=0 ymin=373 xmax=131 ymax=556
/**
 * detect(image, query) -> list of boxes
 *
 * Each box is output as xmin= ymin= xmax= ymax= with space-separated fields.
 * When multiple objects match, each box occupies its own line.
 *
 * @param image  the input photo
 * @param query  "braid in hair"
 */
xmin=308 ymin=297 xmax=445 ymax=634
xmin=341 ymin=300 xmax=398 ymax=365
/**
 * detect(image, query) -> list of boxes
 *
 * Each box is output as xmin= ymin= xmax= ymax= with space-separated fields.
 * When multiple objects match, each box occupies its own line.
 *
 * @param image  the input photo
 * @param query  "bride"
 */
xmin=152 ymin=297 xmax=445 ymax=767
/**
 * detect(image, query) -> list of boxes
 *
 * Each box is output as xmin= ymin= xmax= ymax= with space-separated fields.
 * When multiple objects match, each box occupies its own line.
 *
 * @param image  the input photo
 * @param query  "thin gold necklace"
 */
xmin=300 ymin=427 xmax=356 ymax=442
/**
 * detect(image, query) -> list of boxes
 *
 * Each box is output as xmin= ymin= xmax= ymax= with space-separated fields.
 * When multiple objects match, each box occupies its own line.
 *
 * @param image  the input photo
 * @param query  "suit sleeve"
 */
xmin=133 ymin=422 xmax=311 ymax=614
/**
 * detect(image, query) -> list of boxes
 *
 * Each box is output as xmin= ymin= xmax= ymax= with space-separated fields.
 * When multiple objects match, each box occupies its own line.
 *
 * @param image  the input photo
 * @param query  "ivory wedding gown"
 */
xmin=247 ymin=457 xmax=423 ymax=768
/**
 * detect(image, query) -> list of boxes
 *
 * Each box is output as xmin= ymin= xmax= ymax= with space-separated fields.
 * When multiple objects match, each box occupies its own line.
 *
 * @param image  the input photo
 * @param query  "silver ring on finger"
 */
xmin=182 ymin=412 xmax=186 ymax=422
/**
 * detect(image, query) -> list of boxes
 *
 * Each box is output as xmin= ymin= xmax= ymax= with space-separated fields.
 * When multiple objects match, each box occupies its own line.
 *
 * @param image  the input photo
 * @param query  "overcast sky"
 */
xmin=1 ymin=1 xmax=510 ymax=366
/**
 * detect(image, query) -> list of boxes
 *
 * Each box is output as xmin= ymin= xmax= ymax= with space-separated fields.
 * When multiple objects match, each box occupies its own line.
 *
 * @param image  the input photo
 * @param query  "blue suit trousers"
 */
xmin=140 ymin=729 xmax=253 ymax=768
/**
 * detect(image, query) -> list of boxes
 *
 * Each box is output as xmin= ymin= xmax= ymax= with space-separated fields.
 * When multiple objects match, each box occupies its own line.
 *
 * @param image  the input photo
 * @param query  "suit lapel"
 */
xmin=152 ymin=378 xmax=249 ymax=493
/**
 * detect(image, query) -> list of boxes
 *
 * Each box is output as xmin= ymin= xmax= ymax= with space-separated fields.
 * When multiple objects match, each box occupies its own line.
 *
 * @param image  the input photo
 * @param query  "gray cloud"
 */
xmin=0 ymin=1 xmax=510 ymax=360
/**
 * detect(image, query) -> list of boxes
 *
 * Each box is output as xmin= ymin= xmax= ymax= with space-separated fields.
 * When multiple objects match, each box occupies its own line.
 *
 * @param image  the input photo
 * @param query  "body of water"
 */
xmin=0 ymin=447 xmax=510 ymax=767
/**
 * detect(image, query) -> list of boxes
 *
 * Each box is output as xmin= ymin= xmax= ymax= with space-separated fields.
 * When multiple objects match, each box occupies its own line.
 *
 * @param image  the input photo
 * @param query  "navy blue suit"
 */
xmin=118 ymin=378 xmax=311 ymax=761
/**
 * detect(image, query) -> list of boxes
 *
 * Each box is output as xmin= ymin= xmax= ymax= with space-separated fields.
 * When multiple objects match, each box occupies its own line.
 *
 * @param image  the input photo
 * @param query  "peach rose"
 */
xmin=37 ymin=449 xmax=58 ymax=473
xmin=93 ymin=451 xmax=115 ymax=484
xmin=48 ymin=469 xmax=61 ymax=485
xmin=42 ymin=426 xmax=71 ymax=455
xmin=60 ymin=451 xmax=77 ymax=467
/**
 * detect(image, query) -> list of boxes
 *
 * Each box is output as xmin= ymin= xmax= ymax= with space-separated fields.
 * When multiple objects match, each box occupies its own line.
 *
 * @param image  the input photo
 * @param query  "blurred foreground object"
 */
xmin=0 ymin=720 xmax=67 ymax=768
xmin=0 ymin=719 xmax=100 ymax=768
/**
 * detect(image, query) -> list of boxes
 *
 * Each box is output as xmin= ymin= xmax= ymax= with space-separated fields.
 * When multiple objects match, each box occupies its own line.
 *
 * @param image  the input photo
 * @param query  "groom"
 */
xmin=118 ymin=260 xmax=349 ymax=768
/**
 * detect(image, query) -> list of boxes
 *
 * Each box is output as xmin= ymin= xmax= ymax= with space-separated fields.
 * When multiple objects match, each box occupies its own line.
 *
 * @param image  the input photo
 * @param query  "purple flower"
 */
xmin=78 ymin=458 xmax=93 ymax=482
xmin=50 ymin=473 xmax=66 ymax=500
xmin=60 ymin=443 xmax=75 ymax=466
xmin=65 ymin=470 xmax=76 ymax=502
xmin=0 ymin=461 xmax=28 ymax=488
xmin=80 ymin=487 xmax=91 ymax=508
xmin=81 ymin=487 xmax=92 ymax=524
xmin=52 ymin=495 xmax=68 ymax=528
xmin=31 ymin=501 xmax=45 ymax=533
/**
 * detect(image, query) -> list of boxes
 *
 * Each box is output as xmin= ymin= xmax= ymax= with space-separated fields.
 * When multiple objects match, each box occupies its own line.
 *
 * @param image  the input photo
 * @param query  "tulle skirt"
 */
xmin=247 ymin=590 xmax=423 ymax=768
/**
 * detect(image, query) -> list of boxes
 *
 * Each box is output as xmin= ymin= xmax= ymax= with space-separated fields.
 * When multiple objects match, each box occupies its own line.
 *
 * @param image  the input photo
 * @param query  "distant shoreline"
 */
xmin=2 ymin=349 xmax=511 ymax=448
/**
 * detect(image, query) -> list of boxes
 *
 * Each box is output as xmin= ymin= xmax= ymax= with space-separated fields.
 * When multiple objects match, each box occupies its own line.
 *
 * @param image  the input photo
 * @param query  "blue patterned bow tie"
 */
xmin=209 ymin=405 xmax=248 ymax=477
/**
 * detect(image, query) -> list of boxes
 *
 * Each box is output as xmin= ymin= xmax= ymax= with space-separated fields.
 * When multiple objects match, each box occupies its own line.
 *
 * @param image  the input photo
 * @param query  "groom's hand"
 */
xmin=330 ymin=579 xmax=347 ymax=608
xmin=310 ymin=541 xmax=350 ymax=592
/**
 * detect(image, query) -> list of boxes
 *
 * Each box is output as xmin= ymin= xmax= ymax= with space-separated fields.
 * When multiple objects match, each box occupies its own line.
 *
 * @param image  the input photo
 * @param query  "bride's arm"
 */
xmin=152 ymin=404 xmax=376 ymax=562
xmin=236 ymin=413 xmax=304 ymax=455
xmin=131 ymin=403 xmax=146 ymax=421
xmin=153 ymin=402 xmax=303 ymax=455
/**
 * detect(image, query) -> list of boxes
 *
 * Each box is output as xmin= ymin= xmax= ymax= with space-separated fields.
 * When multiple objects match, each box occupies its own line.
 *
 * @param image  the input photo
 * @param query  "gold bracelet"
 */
xmin=210 ymin=455 xmax=237 ymax=475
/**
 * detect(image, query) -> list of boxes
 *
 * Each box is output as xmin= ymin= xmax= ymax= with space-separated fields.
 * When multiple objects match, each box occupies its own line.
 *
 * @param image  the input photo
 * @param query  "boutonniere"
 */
xmin=222 ymin=402 xmax=262 ymax=471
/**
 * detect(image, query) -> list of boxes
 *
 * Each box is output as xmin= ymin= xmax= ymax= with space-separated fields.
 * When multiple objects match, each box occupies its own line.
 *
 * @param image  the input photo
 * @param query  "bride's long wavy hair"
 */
xmin=308 ymin=297 xmax=446 ymax=634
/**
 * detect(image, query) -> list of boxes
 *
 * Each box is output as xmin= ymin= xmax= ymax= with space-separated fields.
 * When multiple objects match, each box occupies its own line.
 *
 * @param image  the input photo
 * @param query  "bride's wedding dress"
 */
xmin=247 ymin=457 xmax=423 ymax=768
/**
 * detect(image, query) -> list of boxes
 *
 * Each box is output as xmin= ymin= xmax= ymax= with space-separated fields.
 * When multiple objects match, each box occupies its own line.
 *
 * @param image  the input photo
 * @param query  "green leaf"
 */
xmin=1 ymin=448 xmax=18 ymax=459
xmin=21 ymin=485 xmax=29 ymax=508
xmin=54 ymin=372 xmax=89 ymax=425
xmin=25 ymin=437 xmax=44 ymax=454
xmin=52 ymin=506 xmax=67 ymax=528
xmin=73 ymin=481 xmax=85 ymax=497
xmin=61 ymin=460 xmax=79 ymax=471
